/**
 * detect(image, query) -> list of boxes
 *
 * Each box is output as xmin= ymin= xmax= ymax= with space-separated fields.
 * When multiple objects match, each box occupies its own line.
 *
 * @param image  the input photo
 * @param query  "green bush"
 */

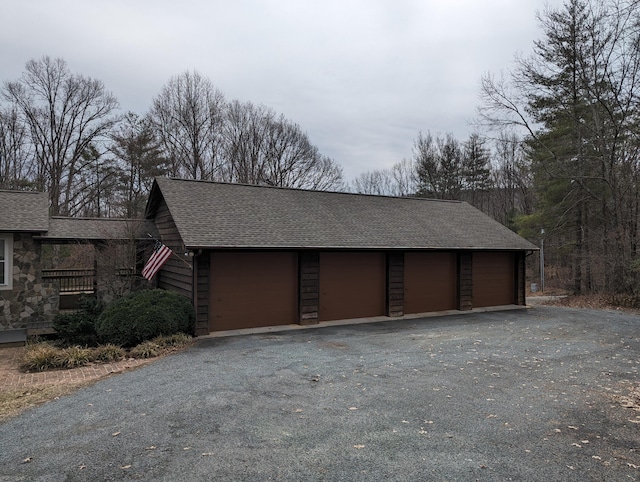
xmin=95 ymin=289 xmax=195 ymax=347
xmin=53 ymin=296 xmax=103 ymax=346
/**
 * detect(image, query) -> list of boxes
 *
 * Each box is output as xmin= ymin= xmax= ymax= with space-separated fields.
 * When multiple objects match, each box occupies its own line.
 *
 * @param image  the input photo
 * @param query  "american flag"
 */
xmin=142 ymin=241 xmax=172 ymax=280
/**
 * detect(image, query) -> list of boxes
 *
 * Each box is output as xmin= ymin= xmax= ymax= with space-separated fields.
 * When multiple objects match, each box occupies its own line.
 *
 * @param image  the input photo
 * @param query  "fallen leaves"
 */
xmin=21 ymin=457 xmax=32 ymax=464
xmin=353 ymin=445 xmax=365 ymax=449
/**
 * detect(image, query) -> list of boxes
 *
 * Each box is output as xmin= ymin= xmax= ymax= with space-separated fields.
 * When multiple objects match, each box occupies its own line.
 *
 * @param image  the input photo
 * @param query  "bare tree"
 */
xmin=351 ymin=159 xmax=416 ymax=196
xmin=220 ymin=100 xmax=343 ymax=190
xmin=351 ymin=169 xmax=395 ymax=195
xmin=220 ymin=100 xmax=272 ymax=184
xmin=149 ymin=70 xmax=225 ymax=180
xmin=0 ymin=105 xmax=33 ymax=189
xmin=2 ymin=56 xmax=119 ymax=214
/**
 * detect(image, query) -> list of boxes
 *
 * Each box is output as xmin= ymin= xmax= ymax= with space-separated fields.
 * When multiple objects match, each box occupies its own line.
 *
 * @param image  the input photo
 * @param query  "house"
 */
xmin=0 ymin=191 xmax=53 ymax=343
xmin=0 ymin=190 xmax=155 ymax=344
xmin=144 ymin=177 xmax=538 ymax=336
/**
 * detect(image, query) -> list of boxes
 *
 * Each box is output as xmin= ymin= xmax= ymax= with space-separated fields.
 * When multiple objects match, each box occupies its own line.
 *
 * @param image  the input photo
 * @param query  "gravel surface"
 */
xmin=1 ymin=306 xmax=639 ymax=481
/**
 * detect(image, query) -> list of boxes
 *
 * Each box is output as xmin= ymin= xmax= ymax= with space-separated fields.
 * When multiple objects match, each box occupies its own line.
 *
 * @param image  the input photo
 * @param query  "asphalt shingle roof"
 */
xmin=43 ymin=218 xmax=158 ymax=241
xmin=148 ymin=177 xmax=538 ymax=251
xmin=0 ymin=190 xmax=49 ymax=232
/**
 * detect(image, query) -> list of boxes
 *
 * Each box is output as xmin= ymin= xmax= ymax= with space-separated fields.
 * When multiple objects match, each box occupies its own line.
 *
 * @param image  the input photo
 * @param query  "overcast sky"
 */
xmin=1 ymin=0 xmax=563 ymax=181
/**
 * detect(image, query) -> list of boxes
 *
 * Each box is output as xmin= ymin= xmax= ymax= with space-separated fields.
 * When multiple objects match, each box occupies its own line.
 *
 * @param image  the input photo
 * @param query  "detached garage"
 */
xmin=144 ymin=177 xmax=538 ymax=335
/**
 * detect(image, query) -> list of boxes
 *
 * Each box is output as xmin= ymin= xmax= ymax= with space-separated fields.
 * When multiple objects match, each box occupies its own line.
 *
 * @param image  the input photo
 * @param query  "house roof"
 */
xmin=146 ymin=177 xmax=538 ymax=251
xmin=0 ymin=190 xmax=50 ymax=232
xmin=41 ymin=217 xmax=158 ymax=241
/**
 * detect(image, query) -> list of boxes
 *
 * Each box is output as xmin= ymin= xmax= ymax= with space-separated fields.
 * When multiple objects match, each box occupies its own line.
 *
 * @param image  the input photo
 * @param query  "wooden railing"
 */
xmin=42 ymin=268 xmax=96 ymax=293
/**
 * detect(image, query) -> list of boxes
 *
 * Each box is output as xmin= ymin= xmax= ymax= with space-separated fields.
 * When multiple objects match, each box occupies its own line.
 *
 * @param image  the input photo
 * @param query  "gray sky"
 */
xmin=1 ymin=0 xmax=562 ymax=181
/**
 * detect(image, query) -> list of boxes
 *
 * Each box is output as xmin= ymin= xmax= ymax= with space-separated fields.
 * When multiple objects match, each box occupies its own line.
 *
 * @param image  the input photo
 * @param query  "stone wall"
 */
xmin=0 ymin=233 xmax=58 ymax=332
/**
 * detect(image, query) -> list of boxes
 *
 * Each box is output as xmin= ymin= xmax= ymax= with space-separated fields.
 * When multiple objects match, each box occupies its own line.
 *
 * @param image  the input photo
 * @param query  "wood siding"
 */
xmin=458 ymin=252 xmax=473 ymax=311
xmin=299 ymin=251 xmax=319 ymax=325
xmin=194 ymin=253 xmax=210 ymax=336
xmin=319 ymin=252 xmax=386 ymax=321
xmin=387 ymin=252 xmax=404 ymax=317
xmin=472 ymin=252 xmax=515 ymax=308
xmin=404 ymin=252 xmax=457 ymax=314
xmin=154 ymin=197 xmax=192 ymax=300
xmin=516 ymin=252 xmax=526 ymax=306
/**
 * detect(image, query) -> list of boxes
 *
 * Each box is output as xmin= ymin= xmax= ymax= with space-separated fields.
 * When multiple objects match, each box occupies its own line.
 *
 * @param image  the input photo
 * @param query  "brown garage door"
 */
xmin=404 ymin=252 xmax=457 ymax=314
xmin=472 ymin=252 xmax=515 ymax=308
xmin=319 ymin=252 xmax=386 ymax=321
xmin=209 ymin=252 xmax=298 ymax=331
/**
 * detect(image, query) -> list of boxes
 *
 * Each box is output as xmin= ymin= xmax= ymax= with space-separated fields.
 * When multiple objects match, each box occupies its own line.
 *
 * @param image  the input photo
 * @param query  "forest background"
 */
xmin=1 ymin=0 xmax=639 ymax=296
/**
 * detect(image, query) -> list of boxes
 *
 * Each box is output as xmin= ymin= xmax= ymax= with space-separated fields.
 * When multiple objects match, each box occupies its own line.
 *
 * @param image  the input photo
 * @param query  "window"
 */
xmin=0 ymin=234 xmax=13 ymax=290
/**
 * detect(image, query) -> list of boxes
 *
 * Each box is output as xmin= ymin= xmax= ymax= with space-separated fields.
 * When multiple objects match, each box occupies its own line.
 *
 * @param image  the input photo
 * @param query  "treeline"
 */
xmin=351 ymin=131 xmax=532 ymax=231
xmin=3 ymin=0 xmax=640 ymax=297
xmin=0 ymin=61 xmax=343 ymax=217
xmin=355 ymin=0 xmax=640 ymax=296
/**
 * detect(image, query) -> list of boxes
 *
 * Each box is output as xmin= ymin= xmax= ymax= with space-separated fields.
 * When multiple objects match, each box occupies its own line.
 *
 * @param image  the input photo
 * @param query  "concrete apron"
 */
xmin=203 ymin=304 xmax=530 ymax=339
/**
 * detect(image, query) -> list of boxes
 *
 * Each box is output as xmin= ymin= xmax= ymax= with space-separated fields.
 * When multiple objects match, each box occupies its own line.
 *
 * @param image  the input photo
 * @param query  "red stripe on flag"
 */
xmin=142 ymin=244 xmax=172 ymax=280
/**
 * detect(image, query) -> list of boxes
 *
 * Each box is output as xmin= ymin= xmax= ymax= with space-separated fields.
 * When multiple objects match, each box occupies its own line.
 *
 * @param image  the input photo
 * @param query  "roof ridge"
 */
xmin=50 ymin=216 xmax=147 ymax=221
xmin=160 ymin=177 xmax=464 ymax=204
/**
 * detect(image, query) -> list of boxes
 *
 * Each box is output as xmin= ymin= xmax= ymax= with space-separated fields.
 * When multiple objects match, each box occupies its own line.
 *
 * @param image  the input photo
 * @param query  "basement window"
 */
xmin=0 ymin=234 xmax=13 ymax=290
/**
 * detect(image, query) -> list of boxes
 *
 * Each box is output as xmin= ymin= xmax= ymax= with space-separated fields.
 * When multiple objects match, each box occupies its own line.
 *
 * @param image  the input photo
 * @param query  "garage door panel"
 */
xmin=210 ymin=252 xmax=298 ymax=331
xmin=404 ymin=252 xmax=457 ymax=314
xmin=472 ymin=252 xmax=515 ymax=308
xmin=319 ymin=252 xmax=386 ymax=321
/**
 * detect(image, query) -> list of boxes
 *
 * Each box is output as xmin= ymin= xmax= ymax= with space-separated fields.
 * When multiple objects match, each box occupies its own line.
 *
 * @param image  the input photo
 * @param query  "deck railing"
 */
xmin=41 ymin=268 xmax=96 ymax=293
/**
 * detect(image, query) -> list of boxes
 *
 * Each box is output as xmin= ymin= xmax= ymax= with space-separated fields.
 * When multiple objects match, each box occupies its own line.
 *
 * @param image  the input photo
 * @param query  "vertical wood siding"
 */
xmin=516 ymin=252 xmax=526 ymax=306
xmin=299 ymin=251 xmax=319 ymax=324
xmin=195 ymin=253 xmax=210 ymax=335
xmin=387 ymin=252 xmax=404 ymax=317
xmin=458 ymin=252 xmax=473 ymax=311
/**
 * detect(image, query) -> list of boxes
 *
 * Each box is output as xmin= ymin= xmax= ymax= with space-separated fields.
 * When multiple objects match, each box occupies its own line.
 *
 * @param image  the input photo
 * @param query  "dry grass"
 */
xmin=0 ymin=384 xmax=91 ymax=423
xmin=544 ymin=294 xmax=640 ymax=314
xmin=1 ymin=334 xmax=195 ymax=422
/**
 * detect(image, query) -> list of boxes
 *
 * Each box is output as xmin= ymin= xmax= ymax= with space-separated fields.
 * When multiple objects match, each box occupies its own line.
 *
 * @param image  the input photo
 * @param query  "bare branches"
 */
xmin=2 ymin=56 xmax=119 ymax=214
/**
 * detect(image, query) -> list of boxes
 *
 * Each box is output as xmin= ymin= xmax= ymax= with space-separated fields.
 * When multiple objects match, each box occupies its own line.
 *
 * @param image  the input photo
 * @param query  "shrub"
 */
xmin=53 ymin=296 xmax=103 ymax=346
xmin=21 ymin=342 xmax=60 ymax=371
xmin=95 ymin=289 xmax=195 ymax=347
xmin=152 ymin=332 xmax=193 ymax=348
xmin=55 ymin=346 xmax=93 ymax=369
xmin=93 ymin=344 xmax=126 ymax=362
xmin=130 ymin=341 xmax=161 ymax=359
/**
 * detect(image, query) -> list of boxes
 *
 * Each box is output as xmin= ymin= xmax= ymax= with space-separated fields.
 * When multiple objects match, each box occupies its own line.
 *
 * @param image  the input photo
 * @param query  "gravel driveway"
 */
xmin=1 ymin=306 xmax=639 ymax=481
